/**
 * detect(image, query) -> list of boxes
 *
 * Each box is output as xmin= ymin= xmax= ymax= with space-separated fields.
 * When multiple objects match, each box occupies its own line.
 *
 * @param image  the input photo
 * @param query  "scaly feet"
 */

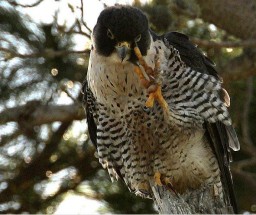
xmin=154 ymin=172 xmax=177 ymax=195
xmin=135 ymin=181 xmax=151 ymax=198
xmin=134 ymin=46 xmax=169 ymax=113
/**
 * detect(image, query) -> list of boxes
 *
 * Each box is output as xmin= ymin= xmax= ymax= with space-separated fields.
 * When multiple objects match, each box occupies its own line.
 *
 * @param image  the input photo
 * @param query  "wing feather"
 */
xmin=161 ymin=31 xmax=240 ymax=212
xmin=206 ymin=122 xmax=238 ymax=213
xmin=82 ymin=80 xmax=97 ymax=148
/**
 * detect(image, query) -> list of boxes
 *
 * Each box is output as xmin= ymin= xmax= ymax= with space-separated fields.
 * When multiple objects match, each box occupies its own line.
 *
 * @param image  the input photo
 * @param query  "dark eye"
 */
xmin=135 ymin=34 xmax=141 ymax=42
xmin=107 ymin=29 xmax=115 ymax=39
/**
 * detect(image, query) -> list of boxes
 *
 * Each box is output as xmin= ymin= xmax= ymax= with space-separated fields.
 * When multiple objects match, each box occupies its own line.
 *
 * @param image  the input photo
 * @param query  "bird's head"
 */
xmin=92 ymin=5 xmax=151 ymax=64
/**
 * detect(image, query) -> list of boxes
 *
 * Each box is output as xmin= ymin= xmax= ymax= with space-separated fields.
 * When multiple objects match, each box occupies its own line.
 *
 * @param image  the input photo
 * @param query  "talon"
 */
xmin=154 ymin=172 xmax=178 ymax=195
xmin=163 ymin=177 xmax=172 ymax=186
xmin=154 ymin=172 xmax=163 ymax=186
xmin=137 ymin=181 xmax=150 ymax=192
xmin=134 ymin=46 xmax=169 ymax=113
xmin=146 ymin=85 xmax=169 ymax=113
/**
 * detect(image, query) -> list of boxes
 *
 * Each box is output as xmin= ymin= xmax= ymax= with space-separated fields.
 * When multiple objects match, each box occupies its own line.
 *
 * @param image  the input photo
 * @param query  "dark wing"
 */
xmin=82 ymin=80 xmax=97 ymax=148
xmin=205 ymin=122 xmax=239 ymax=213
xmin=161 ymin=31 xmax=240 ymax=212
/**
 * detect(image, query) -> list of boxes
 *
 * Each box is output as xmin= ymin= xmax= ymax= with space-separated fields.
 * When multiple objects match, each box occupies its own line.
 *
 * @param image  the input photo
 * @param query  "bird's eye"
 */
xmin=107 ymin=29 xmax=115 ymax=39
xmin=135 ymin=34 xmax=141 ymax=42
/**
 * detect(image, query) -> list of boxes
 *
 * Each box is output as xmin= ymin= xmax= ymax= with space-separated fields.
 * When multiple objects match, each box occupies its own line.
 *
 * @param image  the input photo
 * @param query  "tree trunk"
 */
xmin=150 ymin=182 xmax=234 ymax=214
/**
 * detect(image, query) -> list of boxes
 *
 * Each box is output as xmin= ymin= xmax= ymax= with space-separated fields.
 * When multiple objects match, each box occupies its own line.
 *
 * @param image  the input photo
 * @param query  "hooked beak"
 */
xmin=115 ymin=41 xmax=131 ymax=62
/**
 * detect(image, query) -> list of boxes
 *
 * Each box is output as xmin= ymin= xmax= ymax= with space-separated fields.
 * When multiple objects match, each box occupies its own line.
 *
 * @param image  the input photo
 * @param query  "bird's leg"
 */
xmin=137 ymin=181 xmax=150 ymax=194
xmin=134 ymin=46 xmax=169 ymax=113
xmin=154 ymin=172 xmax=163 ymax=186
xmin=135 ymin=181 xmax=152 ymax=198
xmin=154 ymin=172 xmax=178 ymax=195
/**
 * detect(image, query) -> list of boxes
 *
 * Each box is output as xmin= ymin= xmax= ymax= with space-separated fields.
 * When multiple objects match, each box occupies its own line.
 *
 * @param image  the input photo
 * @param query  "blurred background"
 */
xmin=0 ymin=0 xmax=255 ymax=213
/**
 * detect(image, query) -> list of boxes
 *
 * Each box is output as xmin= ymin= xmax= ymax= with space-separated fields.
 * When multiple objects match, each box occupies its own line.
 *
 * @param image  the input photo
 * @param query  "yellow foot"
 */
xmin=134 ymin=66 xmax=151 ymax=88
xmin=137 ymin=181 xmax=150 ymax=193
xmin=154 ymin=172 xmax=163 ymax=186
xmin=145 ymin=85 xmax=169 ymax=113
xmin=154 ymin=172 xmax=177 ymax=195
xmin=134 ymin=47 xmax=153 ymax=75
xmin=134 ymin=46 xmax=169 ymax=113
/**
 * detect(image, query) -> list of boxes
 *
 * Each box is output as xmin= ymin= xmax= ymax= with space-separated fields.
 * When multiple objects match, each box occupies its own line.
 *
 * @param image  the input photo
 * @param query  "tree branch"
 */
xmin=0 ymin=101 xmax=85 ymax=126
xmin=241 ymin=77 xmax=254 ymax=146
xmin=8 ymin=0 xmax=44 ymax=8
xmin=232 ymin=168 xmax=256 ymax=191
xmin=194 ymin=0 xmax=256 ymax=40
xmin=221 ymin=53 xmax=256 ymax=83
xmin=0 ymin=121 xmax=76 ymax=214
xmin=240 ymin=143 xmax=256 ymax=157
xmin=191 ymin=38 xmax=256 ymax=49
xmin=80 ymin=0 xmax=92 ymax=34
xmin=233 ymin=157 xmax=256 ymax=171
xmin=0 ymin=47 xmax=90 ymax=59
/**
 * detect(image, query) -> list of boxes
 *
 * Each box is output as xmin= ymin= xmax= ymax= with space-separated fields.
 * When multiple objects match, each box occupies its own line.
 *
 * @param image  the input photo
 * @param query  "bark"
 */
xmin=151 ymin=183 xmax=233 ymax=214
xmin=151 ymin=185 xmax=192 ymax=214
xmin=0 ymin=101 xmax=85 ymax=126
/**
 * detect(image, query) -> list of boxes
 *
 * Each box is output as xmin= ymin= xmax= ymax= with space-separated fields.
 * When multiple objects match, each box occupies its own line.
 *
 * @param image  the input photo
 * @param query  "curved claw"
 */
xmin=154 ymin=172 xmax=163 ymax=186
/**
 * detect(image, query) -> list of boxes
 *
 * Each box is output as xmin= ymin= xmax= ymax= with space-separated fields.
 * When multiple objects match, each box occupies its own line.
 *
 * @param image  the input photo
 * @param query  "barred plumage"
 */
xmin=83 ymin=5 xmax=240 ymax=213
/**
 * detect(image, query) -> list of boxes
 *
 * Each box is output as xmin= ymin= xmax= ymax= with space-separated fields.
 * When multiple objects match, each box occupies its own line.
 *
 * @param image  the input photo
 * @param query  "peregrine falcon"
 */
xmin=82 ymin=5 xmax=240 ymax=213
